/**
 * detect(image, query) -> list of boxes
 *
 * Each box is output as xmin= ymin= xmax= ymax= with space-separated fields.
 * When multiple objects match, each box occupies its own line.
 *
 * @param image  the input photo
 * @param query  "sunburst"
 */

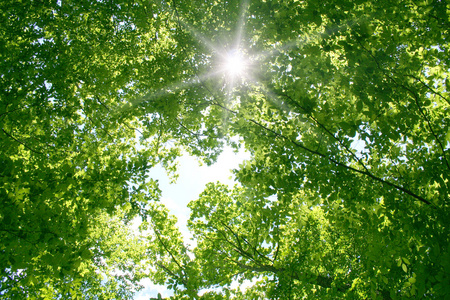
xmin=129 ymin=0 xmax=343 ymax=123
xmin=223 ymin=49 xmax=247 ymax=78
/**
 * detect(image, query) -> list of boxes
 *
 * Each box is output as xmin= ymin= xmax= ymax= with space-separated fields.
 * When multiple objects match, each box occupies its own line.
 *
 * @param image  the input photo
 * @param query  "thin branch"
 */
xmin=1 ymin=128 xmax=44 ymax=155
xmin=218 ymin=220 xmax=272 ymax=263
xmin=2 ymin=229 xmax=40 ymax=250
xmin=0 ymin=101 xmax=49 ymax=119
xmin=398 ymin=82 xmax=450 ymax=170
xmin=168 ymin=4 xmax=438 ymax=206
xmin=212 ymin=224 xmax=256 ymax=263
xmin=356 ymin=40 xmax=450 ymax=171
xmin=152 ymin=226 xmax=187 ymax=286
xmin=157 ymin=262 xmax=180 ymax=280
xmin=95 ymin=95 xmax=144 ymax=136
xmin=272 ymin=240 xmax=280 ymax=265
xmin=240 ymin=234 xmax=273 ymax=263
xmin=0 ymin=106 xmax=26 ymax=118
xmin=279 ymin=92 xmax=372 ymax=174
xmin=175 ymin=117 xmax=221 ymax=140
xmin=212 ymin=103 xmax=435 ymax=206
xmin=406 ymin=74 xmax=450 ymax=105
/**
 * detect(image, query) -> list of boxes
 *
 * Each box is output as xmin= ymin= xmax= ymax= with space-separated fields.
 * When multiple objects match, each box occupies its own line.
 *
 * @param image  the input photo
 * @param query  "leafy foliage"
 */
xmin=1 ymin=0 xmax=449 ymax=299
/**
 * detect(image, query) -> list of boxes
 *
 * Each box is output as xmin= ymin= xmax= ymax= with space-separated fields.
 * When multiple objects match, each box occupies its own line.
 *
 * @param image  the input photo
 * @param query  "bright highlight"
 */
xmin=224 ymin=49 xmax=246 ymax=78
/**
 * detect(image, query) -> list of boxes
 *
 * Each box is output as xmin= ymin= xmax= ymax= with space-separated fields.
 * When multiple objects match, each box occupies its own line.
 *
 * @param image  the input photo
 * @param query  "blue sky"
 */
xmin=134 ymin=146 xmax=250 ymax=299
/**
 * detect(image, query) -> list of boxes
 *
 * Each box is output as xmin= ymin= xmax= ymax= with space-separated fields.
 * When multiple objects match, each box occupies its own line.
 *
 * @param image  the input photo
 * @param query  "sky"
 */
xmin=134 ymin=146 xmax=250 ymax=300
xmin=132 ymin=5 xmax=253 ymax=297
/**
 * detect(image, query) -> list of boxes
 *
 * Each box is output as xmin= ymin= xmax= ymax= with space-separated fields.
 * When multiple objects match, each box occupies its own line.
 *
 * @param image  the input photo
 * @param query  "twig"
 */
xmin=1 ymin=128 xmax=44 ymax=155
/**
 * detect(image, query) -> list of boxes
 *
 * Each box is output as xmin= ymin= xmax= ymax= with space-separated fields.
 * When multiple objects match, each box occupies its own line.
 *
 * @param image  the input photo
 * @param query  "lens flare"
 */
xmin=224 ymin=49 xmax=246 ymax=78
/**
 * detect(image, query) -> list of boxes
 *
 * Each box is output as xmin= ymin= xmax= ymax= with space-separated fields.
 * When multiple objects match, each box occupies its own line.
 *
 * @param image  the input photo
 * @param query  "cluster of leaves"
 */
xmin=1 ymin=0 xmax=449 ymax=299
xmin=0 ymin=0 xmax=184 ymax=297
xmin=147 ymin=0 xmax=450 ymax=299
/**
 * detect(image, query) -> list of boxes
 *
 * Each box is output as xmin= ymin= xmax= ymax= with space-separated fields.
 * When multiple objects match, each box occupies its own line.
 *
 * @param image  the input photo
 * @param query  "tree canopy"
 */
xmin=1 ymin=0 xmax=449 ymax=299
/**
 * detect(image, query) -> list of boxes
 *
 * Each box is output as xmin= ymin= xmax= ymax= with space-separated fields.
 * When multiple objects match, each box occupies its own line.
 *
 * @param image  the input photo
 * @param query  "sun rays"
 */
xmin=127 ymin=0 xmax=342 ymax=124
xmin=130 ymin=0 xmax=254 ymax=110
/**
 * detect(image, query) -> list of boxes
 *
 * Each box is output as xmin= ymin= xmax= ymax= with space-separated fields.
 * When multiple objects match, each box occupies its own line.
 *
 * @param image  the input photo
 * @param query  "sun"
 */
xmin=220 ymin=49 xmax=249 ymax=80
xmin=224 ymin=49 xmax=246 ymax=77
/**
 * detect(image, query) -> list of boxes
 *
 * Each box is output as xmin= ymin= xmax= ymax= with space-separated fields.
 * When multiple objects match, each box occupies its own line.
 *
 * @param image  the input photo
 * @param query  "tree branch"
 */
xmin=279 ymin=92 xmax=372 ymax=174
xmin=356 ymin=40 xmax=450 ymax=171
xmin=152 ymin=225 xmax=188 ymax=287
xmin=218 ymin=220 xmax=272 ymax=264
xmin=406 ymin=74 xmax=450 ymax=105
xmin=1 ymin=128 xmax=44 ymax=155
xmin=212 ymin=102 xmax=434 ymax=206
